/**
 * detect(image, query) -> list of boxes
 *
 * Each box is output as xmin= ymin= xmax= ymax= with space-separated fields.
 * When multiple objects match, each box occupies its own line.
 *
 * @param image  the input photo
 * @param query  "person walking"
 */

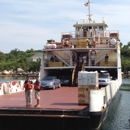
xmin=24 ymin=76 xmax=33 ymax=108
xmin=34 ymin=75 xmax=41 ymax=108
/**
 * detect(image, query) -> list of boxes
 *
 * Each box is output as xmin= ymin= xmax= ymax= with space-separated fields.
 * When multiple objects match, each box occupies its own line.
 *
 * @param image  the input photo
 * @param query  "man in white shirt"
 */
xmin=90 ymin=54 xmax=95 ymax=66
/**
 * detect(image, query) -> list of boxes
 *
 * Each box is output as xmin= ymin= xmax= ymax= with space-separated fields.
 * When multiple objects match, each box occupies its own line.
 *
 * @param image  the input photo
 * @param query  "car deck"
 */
xmin=0 ymin=86 xmax=91 ymax=130
xmin=0 ymin=86 xmax=87 ymax=110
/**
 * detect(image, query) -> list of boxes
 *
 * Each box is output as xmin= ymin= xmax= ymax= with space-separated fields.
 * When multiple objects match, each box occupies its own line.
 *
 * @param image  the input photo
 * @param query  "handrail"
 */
xmin=81 ymin=63 xmax=85 ymax=71
xmin=95 ymin=50 xmax=110 ymax=64
xmin=72 ymin=63 xmax=77 ymax=85
xmin=53 ymin=51 xmax=70 ymax=66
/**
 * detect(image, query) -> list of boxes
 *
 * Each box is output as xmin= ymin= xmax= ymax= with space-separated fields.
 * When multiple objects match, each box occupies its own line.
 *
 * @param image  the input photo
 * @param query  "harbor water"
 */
xmin=100 ymin=78 xmax=130 ymax=130
xmin=0 ymin=76 xmax=25 ymax=82
xmin=0 ymin=77 xmax=130 ymax=130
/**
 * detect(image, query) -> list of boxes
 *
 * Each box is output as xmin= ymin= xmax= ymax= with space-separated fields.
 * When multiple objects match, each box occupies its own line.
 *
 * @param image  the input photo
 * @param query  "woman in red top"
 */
xmin=34 ymin=75 xmax=41 ymax=108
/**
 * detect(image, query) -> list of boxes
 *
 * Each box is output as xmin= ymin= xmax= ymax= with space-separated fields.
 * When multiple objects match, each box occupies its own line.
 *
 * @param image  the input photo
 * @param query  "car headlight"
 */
xmin=49 ymin=82 xmax=53 ymax=85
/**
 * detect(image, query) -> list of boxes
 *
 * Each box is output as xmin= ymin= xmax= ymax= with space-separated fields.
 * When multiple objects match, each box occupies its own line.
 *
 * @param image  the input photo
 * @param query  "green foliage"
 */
xmin=121 ymin=42 xmax=130 ymax=72
xmin=0 ymin=49 xmax=41 ymax=72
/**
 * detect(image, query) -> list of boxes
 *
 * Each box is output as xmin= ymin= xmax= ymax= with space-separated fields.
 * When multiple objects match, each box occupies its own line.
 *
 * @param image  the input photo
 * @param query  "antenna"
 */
xmin=102 ymin=17 xmax=105 ymax=23
xmin=86 ymin=0 xmax=93 ymax=23
xmin=80 ymin=19 xmax=87 ymax=24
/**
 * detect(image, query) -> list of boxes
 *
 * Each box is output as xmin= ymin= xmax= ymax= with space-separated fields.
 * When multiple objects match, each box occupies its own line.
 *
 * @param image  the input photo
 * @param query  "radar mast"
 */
xmin=86 ymin=0 xmax=93 ymax=23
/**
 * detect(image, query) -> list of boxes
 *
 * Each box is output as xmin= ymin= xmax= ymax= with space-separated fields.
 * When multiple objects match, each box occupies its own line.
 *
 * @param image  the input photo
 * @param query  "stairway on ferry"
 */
xmin=72 ymin=63 xmax=83 ymax=87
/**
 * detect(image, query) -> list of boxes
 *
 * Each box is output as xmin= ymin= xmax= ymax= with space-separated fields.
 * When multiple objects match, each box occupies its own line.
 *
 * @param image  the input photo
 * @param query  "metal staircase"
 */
xmin=95 ymin=50 xmax=110 ymax=65
xmin=72 ymin=63 xmax=84 ymax=86
xmin=52 ymin=51 xmax=70 ymax=66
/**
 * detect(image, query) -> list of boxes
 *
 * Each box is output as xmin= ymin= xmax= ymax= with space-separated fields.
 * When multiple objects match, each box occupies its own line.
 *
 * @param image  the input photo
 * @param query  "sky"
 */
xmin=0 ymin=0 xmax=130 ymax=53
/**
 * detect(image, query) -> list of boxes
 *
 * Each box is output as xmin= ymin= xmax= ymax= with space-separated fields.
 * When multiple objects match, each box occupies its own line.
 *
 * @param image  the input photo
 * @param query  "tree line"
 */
xmin=121 ymin=42 xmax=130 ymax=72
xmin=0 ymin=42 xmax=130 ymax=73
xmin=0 ymin=48 xmax=41 ymax=73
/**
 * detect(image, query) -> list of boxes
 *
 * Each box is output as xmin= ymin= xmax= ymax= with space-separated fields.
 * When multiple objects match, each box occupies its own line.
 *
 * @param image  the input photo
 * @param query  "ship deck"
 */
xmin=0 ymin=86 xmax=93 ymax=130
xmin=0 ymin=86 xmax=87 ymax=111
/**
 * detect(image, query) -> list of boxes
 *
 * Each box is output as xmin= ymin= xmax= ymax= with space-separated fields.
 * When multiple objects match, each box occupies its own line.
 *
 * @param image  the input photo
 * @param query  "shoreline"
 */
xmin=0 ymin=74 xmax=36 ymax=77
xmin=0 ymin=74 xmax=130 ymax=79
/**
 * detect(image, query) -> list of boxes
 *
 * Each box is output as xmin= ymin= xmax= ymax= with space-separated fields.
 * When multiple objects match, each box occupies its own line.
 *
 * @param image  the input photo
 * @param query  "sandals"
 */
xmin=34 ymin=105 xmax=40 ymax=108
xmin=26 ymin=104 xmax=32 ymax=108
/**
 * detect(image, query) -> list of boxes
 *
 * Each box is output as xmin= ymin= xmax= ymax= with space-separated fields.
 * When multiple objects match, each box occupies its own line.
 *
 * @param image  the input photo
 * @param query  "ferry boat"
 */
xmin=39 ymin=0 xmax=122 ymax=129
xmin=0 ymin=1 xmax=122 ymax=130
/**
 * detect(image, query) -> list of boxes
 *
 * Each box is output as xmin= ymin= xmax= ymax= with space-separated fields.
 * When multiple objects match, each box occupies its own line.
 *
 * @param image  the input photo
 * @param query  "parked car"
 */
xmin=40 ymin=76 xmax=61 ymax=89
xmin=59 ymin=75 xmax=71 ymax=86
xmin=98 ymin=72 xmax=112 ymax=87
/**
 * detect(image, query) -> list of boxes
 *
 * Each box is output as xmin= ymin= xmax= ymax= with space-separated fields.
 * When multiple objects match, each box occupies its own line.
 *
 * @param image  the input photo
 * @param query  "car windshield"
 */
xmin=41 ymin=76 xmax=54 ymax=81
xmin=59 ymin=76 xmax=68 ymax=79
xmin=98 ymin=73 xmax=109 ymax=78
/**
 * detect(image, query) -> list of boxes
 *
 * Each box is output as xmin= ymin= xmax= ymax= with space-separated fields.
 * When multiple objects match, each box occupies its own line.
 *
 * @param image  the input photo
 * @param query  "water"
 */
xmin=100 ymin=78 xmax=130 ymax=130
xmin=0 ymin=76 xmax=26 ymax=82
xmin=0 ymin=77 xmax=130 ymax=130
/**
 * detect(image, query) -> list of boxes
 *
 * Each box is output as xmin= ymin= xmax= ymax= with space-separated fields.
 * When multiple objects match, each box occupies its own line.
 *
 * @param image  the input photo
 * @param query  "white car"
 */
xmin=41 ymin=76 xmax=61 ymax=89
xmin=98 ymin=73 xmax=112 ymax=87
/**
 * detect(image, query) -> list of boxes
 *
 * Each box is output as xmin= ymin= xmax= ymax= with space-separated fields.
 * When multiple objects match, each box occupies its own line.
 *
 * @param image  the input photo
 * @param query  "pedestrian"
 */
xmin=50 ymin=56 xmax=54 ymax=62
xmin=90 ymin=54 xmax=95 ymax=66
xmin=72 ymin=52 xmax=76 ymax=65
xmin=82 ymin=54 xmax=87 ymax=65
xmin=91 ymin=39 xmax=95 ymax=48
xmin=54 ymin=56 xmax=59 ymax=62
xmin=24 ymin=75 xmax=33 ymax=108
xmin=105 ymin=54 xmax=109 ymax=64
xmin=34 ymin=75 xmax=41 ymax=108
xmin=78 ymin=54 xmax=83 ymax=67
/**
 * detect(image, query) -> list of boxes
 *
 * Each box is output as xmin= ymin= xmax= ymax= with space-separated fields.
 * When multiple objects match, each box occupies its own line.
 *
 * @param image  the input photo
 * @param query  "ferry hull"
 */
xmin=0 ymin=111 xmax=102 ymax=130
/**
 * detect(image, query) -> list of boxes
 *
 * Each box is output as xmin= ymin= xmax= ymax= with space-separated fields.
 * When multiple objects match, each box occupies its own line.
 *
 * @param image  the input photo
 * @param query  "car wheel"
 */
xmin=53 ymin=84 xmax=56 ymax=90
xmin=58 ymin=83 xmax=61 ymax=88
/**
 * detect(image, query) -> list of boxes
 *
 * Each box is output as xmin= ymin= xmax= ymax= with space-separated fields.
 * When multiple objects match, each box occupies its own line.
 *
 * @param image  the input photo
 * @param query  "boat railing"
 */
xmin=43 ymin=60 xmax=117 ymax=67
xmin=61 ymin=30 xmax=119 ymax=39
xmin=99 ymin=60 xmax=117 ymax=66
xmin=43 ymin=61 xmax=117 ymax=67
xmin=72 ymin=39 xmax=117 ymax=49
xmin=43 ymin=38 xmax=118 ymax=50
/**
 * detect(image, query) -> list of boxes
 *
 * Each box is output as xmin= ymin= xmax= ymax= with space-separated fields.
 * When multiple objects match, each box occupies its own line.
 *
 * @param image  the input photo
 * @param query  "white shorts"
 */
xmin=35 ymin=90 xmax=40 ymax=99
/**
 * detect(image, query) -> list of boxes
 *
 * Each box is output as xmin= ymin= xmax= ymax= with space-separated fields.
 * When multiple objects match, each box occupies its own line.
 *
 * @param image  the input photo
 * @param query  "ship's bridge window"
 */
xmin=82 ymin=26 xmax=92 ymax=31
xmin=93 ymin=26 xmax=97 ymax=29
xmin=89 ymin=26 xmax=92 ymax=29
xmin=77 ymin=27 xmax=80 ymax=31
xmin=99 ymin=26 xmax=103 ymax=30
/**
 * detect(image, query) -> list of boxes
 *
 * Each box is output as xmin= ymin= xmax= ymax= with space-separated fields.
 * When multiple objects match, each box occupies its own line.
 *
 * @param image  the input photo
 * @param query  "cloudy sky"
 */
xmin=0 ymin=0 xmax=130 ymax=53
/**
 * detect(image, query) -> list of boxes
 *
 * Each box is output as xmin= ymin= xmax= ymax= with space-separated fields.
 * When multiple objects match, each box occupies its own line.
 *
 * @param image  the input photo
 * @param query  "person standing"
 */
xmin=50 ymin=56 xmax=54 ymax=62
xmin=54 ymin=56 xmax=59 ymax=62
xmin=105 ymin=54 xmax=109 ymax=64
xmin=82 ymin=54 xmax=87 ymax=65
xmin=24 ymin=76 xmax=33 ymax=108
xmin=72 ymin=51 xmax=76 ymax=65
xmin=34 ymin=76 xmax=41 ymax=108
xmin=90 ymin=54 xmax=95 ymax=66
xmin=78 ymin=54 xmax=83 ymax=67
